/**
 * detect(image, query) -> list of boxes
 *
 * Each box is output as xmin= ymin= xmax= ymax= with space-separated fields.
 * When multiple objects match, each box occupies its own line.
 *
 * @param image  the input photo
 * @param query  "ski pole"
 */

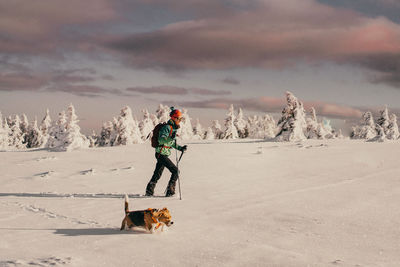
xmin=176 ymin=150 xmax=184 ymax=200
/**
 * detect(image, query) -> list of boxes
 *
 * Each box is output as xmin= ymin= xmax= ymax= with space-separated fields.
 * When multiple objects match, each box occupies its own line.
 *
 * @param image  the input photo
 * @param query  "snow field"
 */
xmin=1 ymin=139 xmax=400 ymax=266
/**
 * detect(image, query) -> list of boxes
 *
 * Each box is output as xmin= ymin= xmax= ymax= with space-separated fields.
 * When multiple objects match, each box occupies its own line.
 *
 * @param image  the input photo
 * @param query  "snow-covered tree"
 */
xmin=211 ymin=120 xmax=224 ymax=139
xmin=178 ymin=108 xmax=194 ymax=140
xmin=193 ymin=119 xmax=204 ymax=140
xmin=223 ymin=104 xmax=239 ymax=139
xmin=247 ymin=114 xmax=277 ymax=139
xmin=113 ymin=106 xmax=142 ymax=146
xmin=139 ymin=109 xmax=155 ymax=141
xmin=88 ymin=131 xmax=98 ymax=148
xmin=368 ymin=125 xmax=386 ymax=142
xmin=376 ymin=107 xmax=390 ymax=135
xmin=306 ymin=107 xmax=324 ymax=139
xmin=0 ymin=113 xmax=10 ymax=149
xmin=387 ymin=114 xmax=400 ymax=140
xmin=274 ymin=91 xmax=307 ymax=141
xmin=47 ymin=111 xmax=67 ymax=148
xmin=156 ymin=104 xmax=170 ymax=123
xmin=204 ymin=127 xmax=215 ymax=140
xmin=351 ymin=111 xmax=377 ymax=140
xmin=26 ymin=119 xmax=42 ymax=148
xmin=234 ymin=108 xmax=248 ymax=138
xmin=39 ymin=109 xmax=52 ymax=147
xmin=9 ymin=115 xmax=25 ymax=149
xmin=321 ymin=118 xmax=335 ymax=139
xmin=20 ymin=114 xmax=29 ymax=145
xmin=262 ymin=114 xmax=277 ymax=139
xmin=61 ymin=104 xmax=89 ymax=151
xmin=97 ymin=121 xmax=114 ymax=146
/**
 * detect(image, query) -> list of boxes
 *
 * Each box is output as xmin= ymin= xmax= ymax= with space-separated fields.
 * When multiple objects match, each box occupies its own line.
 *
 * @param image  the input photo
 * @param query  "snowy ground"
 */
xmin=1 ymin=139 xmax=400 ymax=267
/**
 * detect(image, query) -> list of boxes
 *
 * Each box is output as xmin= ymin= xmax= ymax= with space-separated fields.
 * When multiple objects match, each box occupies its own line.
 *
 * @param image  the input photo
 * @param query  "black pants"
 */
xmin=146 ymin=153 xmax=178 ymax=196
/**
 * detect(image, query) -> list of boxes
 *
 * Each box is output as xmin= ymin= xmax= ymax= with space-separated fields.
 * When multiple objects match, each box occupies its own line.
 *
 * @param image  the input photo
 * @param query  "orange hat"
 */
xmin=170 ymin=108 xmax=182 ymax=119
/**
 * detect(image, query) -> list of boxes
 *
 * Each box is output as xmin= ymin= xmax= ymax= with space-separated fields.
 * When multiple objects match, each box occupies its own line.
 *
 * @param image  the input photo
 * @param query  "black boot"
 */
xmin=146 ymin=182 xmax=156 ymax=196
xmin=165 ymin=181 xmax=176 ymax=197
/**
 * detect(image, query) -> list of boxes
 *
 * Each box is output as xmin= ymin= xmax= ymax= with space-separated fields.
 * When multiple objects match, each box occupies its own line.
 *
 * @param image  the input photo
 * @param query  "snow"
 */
xmin=1 ymin=139 xmax=400 ymax=266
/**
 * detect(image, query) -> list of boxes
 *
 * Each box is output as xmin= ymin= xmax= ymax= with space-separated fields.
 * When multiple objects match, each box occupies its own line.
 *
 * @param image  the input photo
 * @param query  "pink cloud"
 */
xmin=178 ymin=95 xmax=365 ymax=120
xmin=106 ymin=0 xmax=400 ymax=87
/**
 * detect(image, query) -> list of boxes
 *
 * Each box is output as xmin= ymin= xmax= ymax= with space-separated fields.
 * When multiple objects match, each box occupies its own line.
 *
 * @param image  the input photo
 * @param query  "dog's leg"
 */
xmin=120 ymin=217 xmax=127 ymax=231
xmin=148 ymin=224 xmax=155 ymax=233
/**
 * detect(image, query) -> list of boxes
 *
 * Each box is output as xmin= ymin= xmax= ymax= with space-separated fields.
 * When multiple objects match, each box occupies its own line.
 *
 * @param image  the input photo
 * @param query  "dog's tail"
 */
xmin=124 ymin=194 xmax=129 ymax=215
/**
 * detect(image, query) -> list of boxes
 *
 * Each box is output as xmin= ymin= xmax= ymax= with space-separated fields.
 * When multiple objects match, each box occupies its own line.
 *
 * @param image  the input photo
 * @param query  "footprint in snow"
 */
xmin=80 ymin=168 xmax=95 ymax=175
xmin=0 ymin=256 xmax=72 ymax=266
xmin=34 ymin=171 xmax=55 ymax=178
xmin=36 ymin=156 xmax=57 ymax=162
xmin=110 ymin=166 xmax=134 ymax=173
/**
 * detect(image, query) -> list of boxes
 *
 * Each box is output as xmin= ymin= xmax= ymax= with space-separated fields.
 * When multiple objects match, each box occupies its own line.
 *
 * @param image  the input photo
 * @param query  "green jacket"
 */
xmin=156 ymin=120 xmax=182 ymax=156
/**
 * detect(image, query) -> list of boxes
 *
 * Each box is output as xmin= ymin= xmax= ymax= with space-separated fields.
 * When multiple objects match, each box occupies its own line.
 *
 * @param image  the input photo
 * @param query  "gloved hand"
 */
xmin=180 ymin=145 xmax=187 ymax=152
xmin=171 ymin=131 xmax=176 ymax=138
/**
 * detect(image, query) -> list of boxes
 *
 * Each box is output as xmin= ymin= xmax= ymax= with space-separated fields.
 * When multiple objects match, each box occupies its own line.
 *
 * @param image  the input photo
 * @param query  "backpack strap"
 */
xmin=168 ymin=125 xmax=173 ymax=137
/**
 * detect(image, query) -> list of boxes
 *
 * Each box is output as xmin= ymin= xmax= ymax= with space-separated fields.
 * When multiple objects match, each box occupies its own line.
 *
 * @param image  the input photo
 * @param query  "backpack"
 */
xmin=151 ymin=123 xmax=169 ymax=148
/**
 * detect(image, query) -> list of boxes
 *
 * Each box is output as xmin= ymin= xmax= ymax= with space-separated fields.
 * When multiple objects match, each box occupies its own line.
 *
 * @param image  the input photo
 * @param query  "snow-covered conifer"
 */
xmin=223 ymin=104 xmax=239 ymax=139
xmin=387 ymin=114 xmax=399 ymax=140
xmin=193 ymin=119 xmax=204 ymax=140
xmin=97 ymin=121 xmax=114 ymax=146
xmin=321 ymin=118 xmax=335 ymax=139
xmin=26 ymin=119 xmax=41 ymax=148
xmin=368 ymin=125 xmax=386 ymax=142
xmin=156 ymin=104 xmax=170 ymax=123
xmin=306 ymin=107 xmax=323 ymax=139
xmin=274 ymin=91 xmax=307 ymax=141
xmin=204 ymin=127 xmax=215 ymax=140
xmin=113 ymin=106 xmax=142 ymax=146
xmin=247 ymin=115 xmax=263 ymax=139
xmin=39 ymin=109 xmax=52 ymax=147
xmin=211 ymin=120 xmax=224 ymax=139
xmin=262 ymin=114 xmax=277 ymax=139
xmin=0 ymin=113 xmax=9 ymax=149
xmin=47 ymin=111 xmax=67 ymax=148
xmin=9 ymin=115 xmax=25 ymax=149
xmin=351 ymin=111 xmax=377 ymax=140
xmin=178 ymin=109 xmax=194 ymax=140
xmin=61 ymin=104 xmax=89 ymax=151
xmin=376 ymin=106 xmax=390 ymax=134
xmin=88 ymin=131 xmax=98 ymax=148
xmin=20 ymin=114 xmax=30 ymax=145
xmin=139 ymin=109 xmax=155 ymax=141
xmin=234 ymin=108 xmax=248 ymax=138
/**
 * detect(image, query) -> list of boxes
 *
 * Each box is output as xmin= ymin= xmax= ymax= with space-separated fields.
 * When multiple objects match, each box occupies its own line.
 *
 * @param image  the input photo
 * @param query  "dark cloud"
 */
xmin=189 ymin=88 xmax=231 ymax=95
xmin=222 ymin=77 xmax=240 ymax=85
xmin=0 ymin=65 xmax=119 ymax=97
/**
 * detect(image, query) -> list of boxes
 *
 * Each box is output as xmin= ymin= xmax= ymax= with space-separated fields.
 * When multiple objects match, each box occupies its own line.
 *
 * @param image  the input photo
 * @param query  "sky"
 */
xmin=1 ymin=0 xmax=400 ymax=134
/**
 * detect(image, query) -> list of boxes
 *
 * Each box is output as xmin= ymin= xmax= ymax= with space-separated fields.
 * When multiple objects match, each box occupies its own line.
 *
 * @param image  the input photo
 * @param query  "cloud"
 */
xmin=105 ymin=0 xmax=400 ymax=88
xmin=0 ymin=65 xmax=119 ymax=97
xmin=222 ymin=77 xmax=240 ymax=85
xmin=126 ymin=85 xmax=231 ymax=95
xmin=0 ymin=0 xmax=117 ymax=56
xmin=177 ymin=95 xmax=365 ymax=120
xmin=127 ymin=86 xmax=187 ymax=95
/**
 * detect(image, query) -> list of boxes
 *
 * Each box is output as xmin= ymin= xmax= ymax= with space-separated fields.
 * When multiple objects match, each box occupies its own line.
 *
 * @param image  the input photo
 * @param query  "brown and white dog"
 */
xmin=120 ymin=195 xmax=173 ymax=233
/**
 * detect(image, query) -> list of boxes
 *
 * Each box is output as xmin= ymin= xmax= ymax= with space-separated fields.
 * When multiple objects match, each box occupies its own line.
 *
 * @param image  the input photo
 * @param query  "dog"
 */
xmin=120 ymin=194 xmax=173 ymax=233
